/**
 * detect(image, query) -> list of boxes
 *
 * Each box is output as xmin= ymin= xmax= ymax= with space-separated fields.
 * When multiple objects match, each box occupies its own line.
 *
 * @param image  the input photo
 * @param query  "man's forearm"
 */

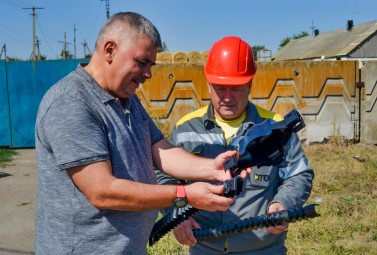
xmin=152 ymin=139 xmax=215 ymax=181
xmin=68 ymin=161 xmax=177 ymax=211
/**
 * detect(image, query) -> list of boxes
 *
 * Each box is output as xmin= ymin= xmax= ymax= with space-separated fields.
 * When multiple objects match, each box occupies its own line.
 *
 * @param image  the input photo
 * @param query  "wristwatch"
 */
xmin=173 ymin=185 xmax=188 ymax=208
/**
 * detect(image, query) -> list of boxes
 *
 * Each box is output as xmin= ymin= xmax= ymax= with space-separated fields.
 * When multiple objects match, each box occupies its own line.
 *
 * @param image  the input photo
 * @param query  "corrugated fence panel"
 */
xmin=251 ymin=60 xmax=358 ymax=143
xmin=138 ymin=63 xmax=209 ymax=131
xmin=7 ymin=59 xmax=88 ymax=148
xmin=0 ymin=60 xmax=11 ymax=147
xmin=2 ymin=57 xmax=375 ymax=147
xmin=140 ymin=60 xmax=359 ymax=143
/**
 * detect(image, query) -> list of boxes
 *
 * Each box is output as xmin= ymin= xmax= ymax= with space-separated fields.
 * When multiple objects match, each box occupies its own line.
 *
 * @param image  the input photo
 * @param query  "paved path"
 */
xmin=0 ymin=149 xmax=37 ymax=255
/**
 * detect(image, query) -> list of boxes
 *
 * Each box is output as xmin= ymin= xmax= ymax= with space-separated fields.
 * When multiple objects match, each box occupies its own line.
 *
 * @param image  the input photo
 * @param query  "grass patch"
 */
xmin=148 ymin=141 xmax=377 ymax=255
xmin=286 ymin=142 xmax=377 ymax=255
xmin=0 ymin=149 xmax=17 ymax=167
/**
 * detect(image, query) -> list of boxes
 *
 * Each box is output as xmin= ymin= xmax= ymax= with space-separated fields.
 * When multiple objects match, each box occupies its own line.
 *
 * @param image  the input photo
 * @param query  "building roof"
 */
xmin=273 ymin=20 xmax=377 ymax=61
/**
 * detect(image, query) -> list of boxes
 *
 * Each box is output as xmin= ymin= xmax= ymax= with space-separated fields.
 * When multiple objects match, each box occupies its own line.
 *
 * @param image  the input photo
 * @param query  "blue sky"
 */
xmin=1 ymin=0 xmax=376 ymax=60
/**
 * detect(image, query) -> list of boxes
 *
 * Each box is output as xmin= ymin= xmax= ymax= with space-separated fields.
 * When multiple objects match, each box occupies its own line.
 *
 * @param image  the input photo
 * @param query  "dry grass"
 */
xmin=287 ymin=140 xmax=377 ymax=255
xmin=148 ymin=140 xmax=377 ymax=255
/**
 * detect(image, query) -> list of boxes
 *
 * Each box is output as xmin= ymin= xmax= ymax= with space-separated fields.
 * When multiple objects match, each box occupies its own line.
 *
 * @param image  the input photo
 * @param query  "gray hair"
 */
xmin=95 ymin=12 xmax=162 ymax=49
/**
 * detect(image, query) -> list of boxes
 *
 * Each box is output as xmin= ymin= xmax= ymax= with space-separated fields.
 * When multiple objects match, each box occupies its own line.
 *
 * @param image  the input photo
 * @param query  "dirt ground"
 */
xmin=0 ymin=149 xmax=37 ymax=255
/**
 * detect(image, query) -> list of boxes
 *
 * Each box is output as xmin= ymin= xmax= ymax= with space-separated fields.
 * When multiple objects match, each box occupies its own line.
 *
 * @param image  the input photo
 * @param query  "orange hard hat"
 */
xmin=205 ymin=36 xmax=257 ymax=86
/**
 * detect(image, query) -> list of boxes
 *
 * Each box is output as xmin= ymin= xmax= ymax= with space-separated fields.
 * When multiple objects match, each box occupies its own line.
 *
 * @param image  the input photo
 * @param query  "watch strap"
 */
xmin=176 ymin=185 xmax=186 ymax=198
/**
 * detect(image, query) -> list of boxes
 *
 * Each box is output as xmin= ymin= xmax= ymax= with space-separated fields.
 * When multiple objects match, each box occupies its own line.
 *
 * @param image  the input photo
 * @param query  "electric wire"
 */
xmin=0 ymin=0 xmax=21 ymax=9
xmin=84 ymin=1 xmax=103 ymax=45
xmin=36 ymin=17 xmax=57 ymax=58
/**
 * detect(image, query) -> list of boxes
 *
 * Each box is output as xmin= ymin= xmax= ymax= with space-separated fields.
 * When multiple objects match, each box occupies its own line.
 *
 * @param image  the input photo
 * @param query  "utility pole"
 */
xmin=23 ymin=6 xmax=44 ymax=61
xmin=82 ymin=39 xmax=92 ymax=58
xmin=101 ymin=0 xmax=110 ymax=19
xmin=310 ymin=21 xmax=316 ymax=36
xmin=74 ymin=23 xmax=77 ymax=59
xmin=0 ymin=44 xmax=6 ymax=60
xmin=35 ymin=37 xmax=41 ymax=60
xmin=58 ymin=32 xmax=71 ymax=59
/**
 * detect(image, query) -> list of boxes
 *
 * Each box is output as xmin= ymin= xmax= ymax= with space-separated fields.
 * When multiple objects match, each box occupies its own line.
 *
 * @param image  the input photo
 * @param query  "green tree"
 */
xmin=252 ymin=45 xmax=265 ymax=60
xmin=158 ymin=41 xmax=168 ymax=53
xmin=60 ymin=49 xmax=73 ymax=59
xmin=279 ymin=37 xmax=292 ymax=49
xmin=292 ymin=31 xmax=309 ymax=39
xmin=38 ymin=54 xmax=47 ymax=60
xmin=279 ymin=31 xmax=309 ymax=49
xmin=6 ymin=56 xmax=23 ymax=62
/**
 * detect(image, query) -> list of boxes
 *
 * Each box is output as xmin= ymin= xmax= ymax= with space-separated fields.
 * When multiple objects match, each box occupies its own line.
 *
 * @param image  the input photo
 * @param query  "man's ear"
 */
xmin=104 ymin=40 xmax=116 ymax=62
xmin=247 ymin=81 xmax=252 ymax=92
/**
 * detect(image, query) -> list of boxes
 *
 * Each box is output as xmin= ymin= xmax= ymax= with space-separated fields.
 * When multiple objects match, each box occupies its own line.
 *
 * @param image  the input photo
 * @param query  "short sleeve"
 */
xmin=38 ymin=97 xmax=109 ymax=170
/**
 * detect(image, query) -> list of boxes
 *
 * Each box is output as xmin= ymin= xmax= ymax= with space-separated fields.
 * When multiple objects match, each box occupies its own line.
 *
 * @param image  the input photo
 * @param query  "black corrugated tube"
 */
xmin=193 ymin=204 xmax=320 ymax=241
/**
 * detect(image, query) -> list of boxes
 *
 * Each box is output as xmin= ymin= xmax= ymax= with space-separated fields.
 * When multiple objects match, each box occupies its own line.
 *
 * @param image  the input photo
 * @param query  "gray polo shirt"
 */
xmin=35 ymin=64 xmax=163 ymax=254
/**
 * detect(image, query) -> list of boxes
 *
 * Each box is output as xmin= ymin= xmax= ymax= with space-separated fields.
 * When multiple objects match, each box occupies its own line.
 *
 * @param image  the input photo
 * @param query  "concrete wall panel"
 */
xmin=361 ymin=61 xmax=377 ymax=144
xmin=2 ymin=55 xmax=376 ymax=147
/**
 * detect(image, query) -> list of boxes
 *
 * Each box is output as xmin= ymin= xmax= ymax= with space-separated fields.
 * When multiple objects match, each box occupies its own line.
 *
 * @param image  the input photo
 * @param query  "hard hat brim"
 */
xmin=206 ymin=73 xmax=254 ymax=86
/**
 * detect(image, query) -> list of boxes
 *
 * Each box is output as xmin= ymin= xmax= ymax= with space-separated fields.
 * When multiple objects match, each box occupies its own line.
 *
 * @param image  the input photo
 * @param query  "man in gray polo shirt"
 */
xmin=35 ymin=12 xmax=246 ymax=255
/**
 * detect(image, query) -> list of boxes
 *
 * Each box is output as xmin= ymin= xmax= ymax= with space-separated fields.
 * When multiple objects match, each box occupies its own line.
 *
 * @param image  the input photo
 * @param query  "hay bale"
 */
xmin=200 ymin=51 xmax=209 ymax=62
xmin=172 ymin=52 xmax=188 ymax=63
xmin=187 ymin=51 xmax=201 ymax=62
xmin=157 ymin=52 xmax=172 ymax=62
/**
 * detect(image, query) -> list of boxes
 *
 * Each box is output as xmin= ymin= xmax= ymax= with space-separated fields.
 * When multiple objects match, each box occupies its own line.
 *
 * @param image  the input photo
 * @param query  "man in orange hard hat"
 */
xmin=156 ymin=36 xmax=314 ymax=254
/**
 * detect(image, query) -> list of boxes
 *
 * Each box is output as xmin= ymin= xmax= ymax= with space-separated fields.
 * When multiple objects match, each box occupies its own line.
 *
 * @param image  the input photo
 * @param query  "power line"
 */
xmin=14 ymin=0 xmax=29 ymax=6
xmin=36 ymin=17 xmax=57 ymax=58
xmin=84 ymin=1 xmax=102 ymax=45
xmin=0 ymin=24 xmax=25 ymax=42
xmin=0 ymin=0 xmax=22 ymax=9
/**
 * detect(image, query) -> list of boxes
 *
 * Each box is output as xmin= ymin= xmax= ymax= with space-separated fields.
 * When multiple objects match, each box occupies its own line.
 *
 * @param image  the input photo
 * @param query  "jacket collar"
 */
xmin=203 ymin=102 xmax=257 ymax=134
